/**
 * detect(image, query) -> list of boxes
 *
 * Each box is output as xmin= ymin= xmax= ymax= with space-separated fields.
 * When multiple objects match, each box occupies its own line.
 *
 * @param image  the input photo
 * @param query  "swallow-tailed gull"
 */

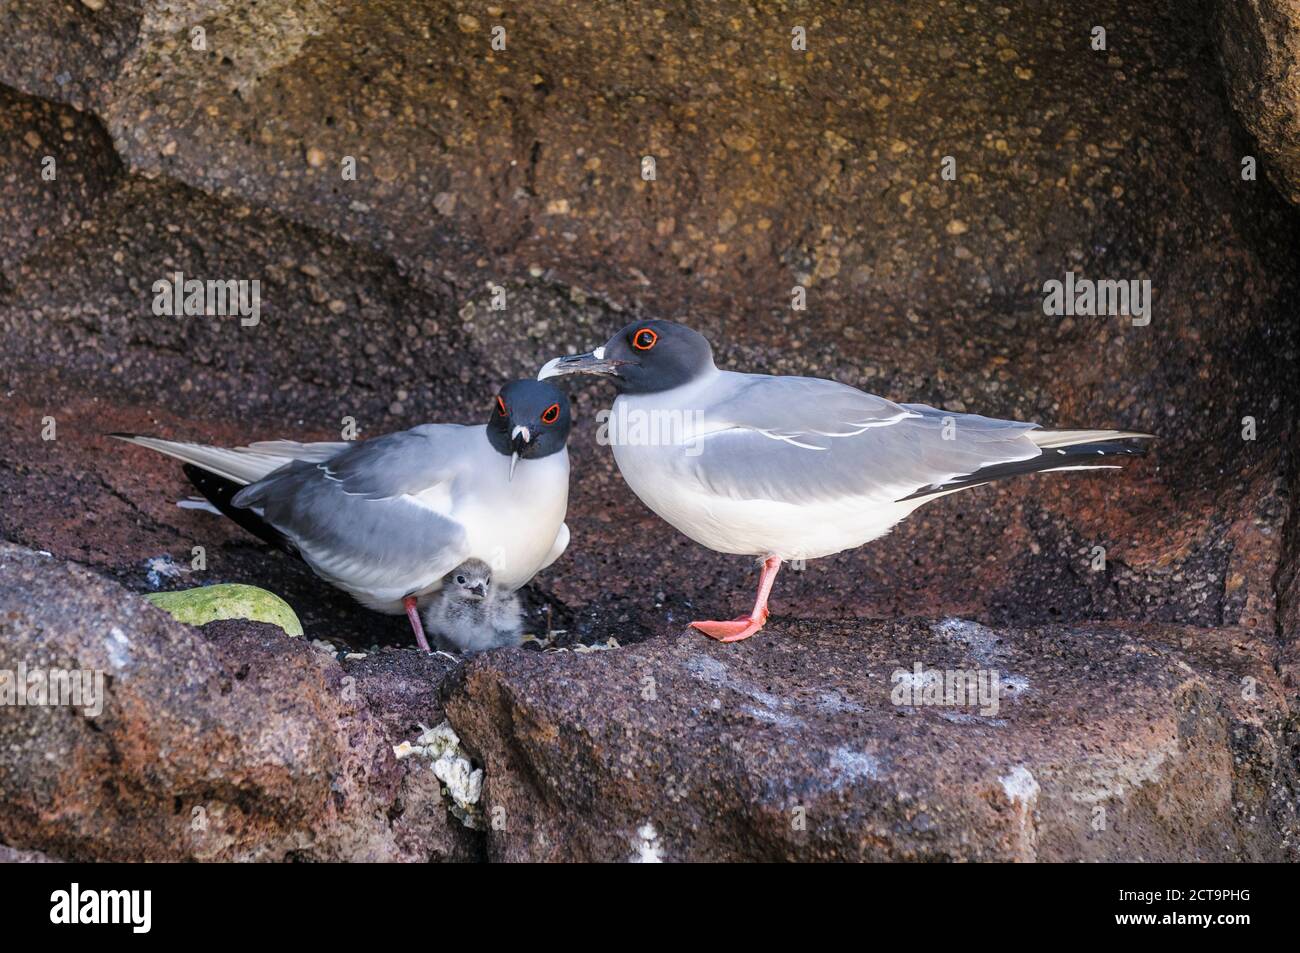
xmin=540 ymin=319 xmax=1152 ymax=642
xmin=112 ymin=380 xmax=572 ymax=651
xmin=423 ymin=558 xmax=524 ymax=654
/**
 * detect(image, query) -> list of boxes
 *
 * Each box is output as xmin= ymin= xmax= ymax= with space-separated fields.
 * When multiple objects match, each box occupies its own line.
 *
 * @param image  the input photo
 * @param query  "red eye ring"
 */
xmin=632 ymin=327 xmax=658 ymax=351
xmin=495 ymin=396 xmax=507 ymax=417
xmin=541 ymin=402 xmax=561 ymax=425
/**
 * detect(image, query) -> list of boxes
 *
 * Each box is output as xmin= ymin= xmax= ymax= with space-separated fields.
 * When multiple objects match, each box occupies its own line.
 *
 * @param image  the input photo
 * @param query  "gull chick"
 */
xmin=112 ymin=380 xmax=572 ymax=652
xmin=541 ymin=319 xmax=1154 ymax=643
xmin=423 ymin=559 xmax=524 ymax=655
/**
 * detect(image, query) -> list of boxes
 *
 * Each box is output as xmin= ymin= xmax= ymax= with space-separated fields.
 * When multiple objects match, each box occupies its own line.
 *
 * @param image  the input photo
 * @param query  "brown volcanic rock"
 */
xmin=0 ymin=0 xmax=1297 ymax=649
xmin=1217 ymin=0 xmax=1300 ymax=207
xmin=341 ymin=647 xmax=461 ymax=744
xmin=445 ymin=619 xmax=1295 ymax=862
xmin=0 ymin=85 xmax=122 ymax=270
xmin=0 ymin=844 xmax=60 ymax=863
xmin=0 ymin=542 xmax=476 ymax=861
xmin=0 ymin=0 xmax=1299 ymax=862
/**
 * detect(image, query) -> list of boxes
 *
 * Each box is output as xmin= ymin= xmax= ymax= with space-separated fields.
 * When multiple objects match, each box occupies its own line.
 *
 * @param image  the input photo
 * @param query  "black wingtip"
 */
xmin=897 ymin=437 xmax=1153 ymax=503
xmin=181 ymin=463 xmax=296 ymax=556
xmin=107 ymin=431 xmax=139 ymax=440
xmin=1100 ymin=435 xmax=1154 ymax=456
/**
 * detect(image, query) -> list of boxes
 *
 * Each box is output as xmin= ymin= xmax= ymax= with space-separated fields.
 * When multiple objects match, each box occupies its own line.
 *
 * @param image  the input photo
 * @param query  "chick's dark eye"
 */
xmin=632 ymin=327 xmax=658 ymax=351
xmin=456 ymin=575 xmax=465 ymax=585
xmin=495 ymin=396 xmax=507 ymax=417
xmin=541 ymin=402 xmax=560 ymax=425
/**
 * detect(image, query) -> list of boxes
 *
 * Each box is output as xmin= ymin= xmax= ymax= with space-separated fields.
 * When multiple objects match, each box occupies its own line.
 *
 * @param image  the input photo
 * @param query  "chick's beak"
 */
xmin=537 ymin=346 xmax=630 ymax=380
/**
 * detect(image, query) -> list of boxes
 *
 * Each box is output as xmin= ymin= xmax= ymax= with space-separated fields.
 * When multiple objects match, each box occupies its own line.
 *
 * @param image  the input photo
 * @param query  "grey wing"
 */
xmin=231 ymin=426 xmax=472 ymax=598
xmin=243 ymin=439 xmax=351 ymax=463
xmin=679 ymin=375 xmax=1042 ymax=504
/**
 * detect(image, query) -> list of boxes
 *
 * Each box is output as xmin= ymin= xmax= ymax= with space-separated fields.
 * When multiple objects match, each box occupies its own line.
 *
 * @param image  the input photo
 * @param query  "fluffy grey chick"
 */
xmin=423 ymin=559 xmax=524 ymax=655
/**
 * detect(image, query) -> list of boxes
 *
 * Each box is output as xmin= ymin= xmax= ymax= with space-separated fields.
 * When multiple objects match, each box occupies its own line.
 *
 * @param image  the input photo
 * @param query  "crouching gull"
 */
xmin=112 ymin=380 xmax=572 ymax=651
xmin=540 ymin=319 xmax=1152 ymax=643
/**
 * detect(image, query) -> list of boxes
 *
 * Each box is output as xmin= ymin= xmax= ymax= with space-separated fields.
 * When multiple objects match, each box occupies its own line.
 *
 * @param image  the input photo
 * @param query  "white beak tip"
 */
xmin=537 ymin=357 xmax=561 ymax=381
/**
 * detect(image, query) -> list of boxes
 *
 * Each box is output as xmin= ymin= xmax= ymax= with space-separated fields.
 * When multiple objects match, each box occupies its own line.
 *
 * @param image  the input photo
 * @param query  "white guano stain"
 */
xmin=632 ymin=822 xmax=664 ymax=863
xmin=999 ymin=765 xmax=1040 ymax=807
xmin=106 ymin=626 xmax=132 ymax=670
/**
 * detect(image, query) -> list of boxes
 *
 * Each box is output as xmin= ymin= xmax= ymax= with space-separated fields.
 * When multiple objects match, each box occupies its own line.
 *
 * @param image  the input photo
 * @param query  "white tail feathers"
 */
xmin=109 ymin=434 xmax=332 ymax=485
xmin=1028 ymin=428 xmax=1154 ymax=449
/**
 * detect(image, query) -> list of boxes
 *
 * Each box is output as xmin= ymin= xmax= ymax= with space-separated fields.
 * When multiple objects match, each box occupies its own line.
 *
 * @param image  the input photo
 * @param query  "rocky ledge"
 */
xmin=0 ymin=543 xmax=475 ymax=862
xmin=2 ymin=542 xmax=1295 ymax=861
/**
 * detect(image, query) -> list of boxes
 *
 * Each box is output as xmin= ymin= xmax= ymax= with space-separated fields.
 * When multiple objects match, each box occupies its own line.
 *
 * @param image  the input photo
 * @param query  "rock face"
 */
xmin=2 ymin=0 xmax=1298 ymax=645
xmin=1217 ymin=0 xmax=1300 ymax=207
xmin=1 ymin=1 xmax=1299 ymax=861
xmin=0 ymin=543 xmax=476 ymax=862
xmin=446 ymin=619 xmax=1295 ymax=862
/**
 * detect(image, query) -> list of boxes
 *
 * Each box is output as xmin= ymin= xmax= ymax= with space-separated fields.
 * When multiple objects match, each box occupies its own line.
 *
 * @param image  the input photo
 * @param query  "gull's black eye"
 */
xmin=541 ymin=402 xmax=560 ymax=425
xmin=632 ymin=327 xmax=658 ymax=351
xmin=456 ymin=575 xmax=465 ymax=585
xmin=495 ymin=396 xmax=507 ymax=417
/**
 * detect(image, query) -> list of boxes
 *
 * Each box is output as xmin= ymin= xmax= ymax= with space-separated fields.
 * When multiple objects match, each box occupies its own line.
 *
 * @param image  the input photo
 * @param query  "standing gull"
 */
xmin=540 ymin=319 xmax=1152 ymax=642
xmin=112 ymin=380 xmax=572 ymax=651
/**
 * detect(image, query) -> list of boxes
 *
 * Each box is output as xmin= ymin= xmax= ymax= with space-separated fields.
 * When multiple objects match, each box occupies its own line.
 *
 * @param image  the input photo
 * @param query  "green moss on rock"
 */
xmin=145 ymin=584 xmax=303 ymax=636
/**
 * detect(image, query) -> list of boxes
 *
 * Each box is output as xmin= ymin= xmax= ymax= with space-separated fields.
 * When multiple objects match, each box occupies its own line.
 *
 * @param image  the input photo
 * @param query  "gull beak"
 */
xmin=509 ymin=425 xmax=530 ymax=481
xmin=469 ymin=583 xmax=487 ymax=599
xmin=537 ymin=346 xmax=630 ymax=380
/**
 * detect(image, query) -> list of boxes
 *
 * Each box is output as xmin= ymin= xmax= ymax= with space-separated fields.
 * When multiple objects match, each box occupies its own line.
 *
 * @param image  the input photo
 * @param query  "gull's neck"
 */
xmin=615 ymin=365 xmax=724 ymax=408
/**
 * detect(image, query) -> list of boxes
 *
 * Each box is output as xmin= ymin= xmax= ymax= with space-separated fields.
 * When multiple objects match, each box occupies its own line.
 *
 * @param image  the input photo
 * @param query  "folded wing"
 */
xmin=232 ymin=426 xmax=472 ymax=600
xmin=676 ymin=375 xmax=1145 ymax=506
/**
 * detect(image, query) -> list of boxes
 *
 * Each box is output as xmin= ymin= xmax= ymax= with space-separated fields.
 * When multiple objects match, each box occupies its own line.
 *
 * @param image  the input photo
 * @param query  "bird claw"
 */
xmin=689 ymin=614 xmax=766 ymax=643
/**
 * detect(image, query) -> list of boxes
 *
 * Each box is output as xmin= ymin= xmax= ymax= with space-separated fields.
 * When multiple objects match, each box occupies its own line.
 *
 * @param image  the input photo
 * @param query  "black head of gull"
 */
xmin=538 ymin=319 xmax=715 ymax=394
xmin=486 ymin=379 xmax=572 ymax=478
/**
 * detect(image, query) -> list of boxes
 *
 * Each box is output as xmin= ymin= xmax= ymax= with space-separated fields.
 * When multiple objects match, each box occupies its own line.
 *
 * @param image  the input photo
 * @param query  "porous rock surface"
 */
xmin=1216 ymin=0 xmax=1300 ymax=207
xmin=445 ymin=618 xmax=1295 ymax=861
xmin=1 ymin=1 xmax=1299 ymax=861
xmin=0 ymin=543 xmax=475 ymax=861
